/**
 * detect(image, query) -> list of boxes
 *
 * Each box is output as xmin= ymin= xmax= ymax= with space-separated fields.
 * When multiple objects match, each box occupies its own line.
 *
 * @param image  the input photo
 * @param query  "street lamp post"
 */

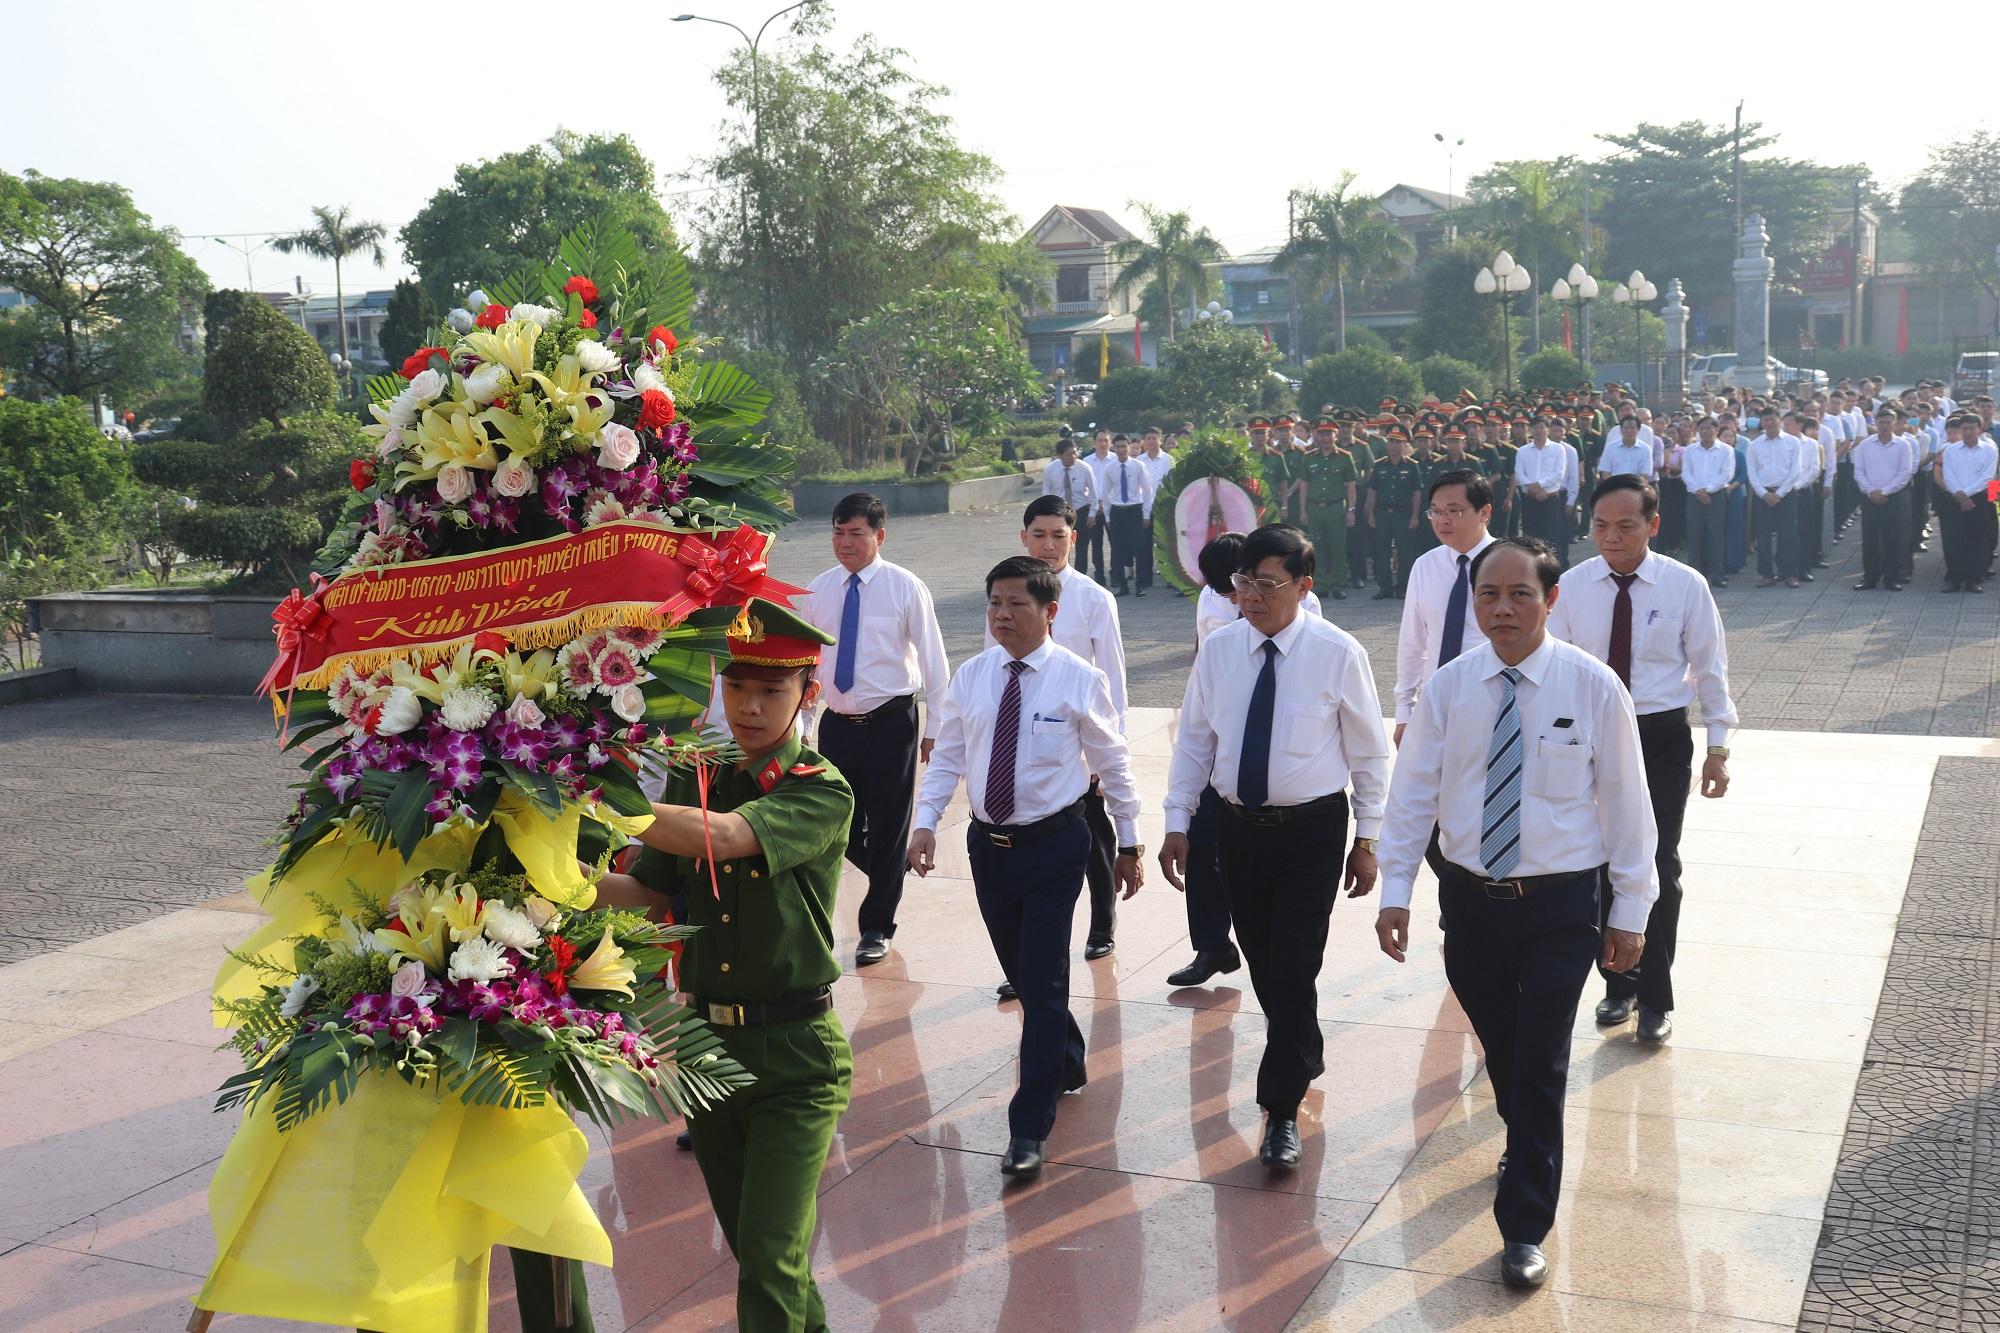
xmin=1475 ymin=250 xmax=1531 ymax=390
xmin=672 ymin=1 xmax=818 ymax=345
xmin=1434 ymin=132 xmax=1464 ymax=240
xmin=1611 ymin=270 xmax=1659 ymax=408
xmin=1550 ymin=264 xmax=1599 ymax=371
xmin=328 ymin=350 xmax=353 ymax=405
xmin=1194 ymin=299 xmax=1235 ymax=327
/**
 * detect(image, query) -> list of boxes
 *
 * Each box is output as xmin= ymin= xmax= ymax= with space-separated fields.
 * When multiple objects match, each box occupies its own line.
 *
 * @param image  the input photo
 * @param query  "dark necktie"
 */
xmin=1237 ymin=640 xmax=1278 ymax=809
xmin=1439 ymin=553 xmax=1471 ymax=666
xmin=1120 ymin=463 xmax=1131 ymax=503
xmin=833 ymin=572 xmax=861 ymax=693
xmin=1607 ymin=571 xmax=1638 ymax=688
xmin=1063 ymin=466 xmax=1074 ymax=503
xmin=983 ymin=659 xmax=1028 ymax=824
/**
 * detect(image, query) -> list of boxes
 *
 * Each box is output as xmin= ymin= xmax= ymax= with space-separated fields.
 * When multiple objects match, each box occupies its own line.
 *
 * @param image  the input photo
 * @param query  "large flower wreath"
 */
xmin=194 ymin=217 xmax=800 ymax=1332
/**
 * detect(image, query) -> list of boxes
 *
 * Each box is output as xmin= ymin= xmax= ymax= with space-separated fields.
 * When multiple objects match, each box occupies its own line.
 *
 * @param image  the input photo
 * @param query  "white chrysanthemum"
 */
xmin=372 ymin=685 xmax=423 ymax=734
xmin=575 ymin=339 xmax=619 ymax=374
xmin=447 ymin=935 xmax=516 ymax=984
xmin=464 ymin=362 xmax=509 ymax=406
xmin=480 ymin=901 xmax=542 ymax=952
xmin=510 ymin=302 xmax=559 ymax=328
xmin=278 ymin=974 xmax=321 ymax=1019
xmin=439 ymin=685 xmax=498 ymax=732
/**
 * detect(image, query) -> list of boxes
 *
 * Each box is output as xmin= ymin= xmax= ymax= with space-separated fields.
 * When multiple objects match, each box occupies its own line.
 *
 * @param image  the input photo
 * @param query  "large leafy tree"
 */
xmin=202 ymin=296 xmax=336 ymax=430
xmin=1273 ymin=174 xmax=1412 ymax=354
xmin=0 ymin=170 xmax=208 ymax=406
xmin=814 ymin=286 xmax=1038 ymax=475
xmin=1410 ymin=239 xmax=1512 ymax=377
xmin=1592 ymin=120 xmax=1861 ymax=297
xmin=1896 ymin=130 xmax=2000 ymax=307
xmin=696 ymin=27 xmax=1010 ymax=370
xmin=272 ymin=205 xmax=387 ymax=371
xmin=375 ymin=279 xmax=437 ymax=372
xmin=1158 ymin=320 xmax=1279 ymax=424
xmin=1110 ymin=203 xmax=1227 ymax=342
xmin=401 ymin=131 xmax=680 ymax=307
xmin=1464 ymin=159 xmax=1602 ymax=352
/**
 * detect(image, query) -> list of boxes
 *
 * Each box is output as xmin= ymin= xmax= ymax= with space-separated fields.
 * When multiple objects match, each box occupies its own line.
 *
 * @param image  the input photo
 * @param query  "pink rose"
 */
xmin=610 ymin=683 xmax=646 ymax=723
xmin=596 ymin=423 xmax=642 ymax=471
xmin=391 ymin=959 xmax=428 ymax=998
xmin=434 ymin=464 xmax=475 ymax=504
xmin=505 ymin=694 xmax=546 ymax=729
xmin=492 ymin=457 xmax=535 ymax=498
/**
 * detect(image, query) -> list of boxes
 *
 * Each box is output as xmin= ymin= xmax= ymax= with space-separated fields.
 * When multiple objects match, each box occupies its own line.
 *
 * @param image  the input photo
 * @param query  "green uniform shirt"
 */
xmin=1258 ymin=447 xmax=1293 ymax=495
xmin=631 ymin=733 xmax=852 ymax=1003
xmin=1368 ymin=458 xmax=1423 ymax=518
xmin=1302 ymin=448 xmax=1359 ymax=506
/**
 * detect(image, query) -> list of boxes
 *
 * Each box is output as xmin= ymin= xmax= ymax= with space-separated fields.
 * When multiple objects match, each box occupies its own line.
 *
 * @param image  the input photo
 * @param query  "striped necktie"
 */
xmin=983 ymin=659 xmax=1028 ymax=824
xmin=1480 ymin=667 xmax=1524 ymax=879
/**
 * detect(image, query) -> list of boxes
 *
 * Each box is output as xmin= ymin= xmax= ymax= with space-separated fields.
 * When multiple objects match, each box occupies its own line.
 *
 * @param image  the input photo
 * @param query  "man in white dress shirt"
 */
xmin=1103 ymin=435 xmax=1155 ymax=597
xmin=1374 ymin=536 xmax=1656 ymax=1289
xmin=1041 ymin=433 xmax=1099 ymax=575
xmin=1394 ymin=469 xmax=1496 ymax=747
xmin=1138 ymin=427 xmax=1175 ymax=592
xmin=801 ymin=493 xmax=952 ymax=967
xmin=1160 ymin=525 xmax=1391 ymax=1171
xmin=1594 ymin=416 xmax=1656 ymax=483
xmin=1550 ymin=475 xmax=1737 ymax=1046
xmin=1790 ymin=409 xmax=1831 ymax=578
xmin=909 ymin=556 xmax=1142 ymax=1181
xmin=1747 ymin=413 xmax=1803 ymax=588
xmin=1853 ymin=406 xmax=1915 ymax=591
xmin=1082 ymin=428 xmax=1118 ymax=582
xmin=1939 ymin=414 xmax=1998 ymax=593
xmin=1513 ymin=418 xmax=1570 ymax=560
xmin=1680 ymin=416 xmax=1737 ymax=586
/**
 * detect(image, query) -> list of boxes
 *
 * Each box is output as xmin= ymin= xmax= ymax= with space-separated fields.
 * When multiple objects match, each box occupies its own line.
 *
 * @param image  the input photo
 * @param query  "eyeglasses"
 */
xmin=1230 ymin=573 xmax=1294 ymax=595
xmin=1425 ymin=506 xmax=1476 ymax=520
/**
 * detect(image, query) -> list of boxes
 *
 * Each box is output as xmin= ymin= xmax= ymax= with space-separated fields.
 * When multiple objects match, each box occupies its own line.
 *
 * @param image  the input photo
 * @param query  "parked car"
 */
xmin=1688 ymin=354 xmax=1827 ymax=394
xmin=1952 ymin=351 xmax=1998 ymax=401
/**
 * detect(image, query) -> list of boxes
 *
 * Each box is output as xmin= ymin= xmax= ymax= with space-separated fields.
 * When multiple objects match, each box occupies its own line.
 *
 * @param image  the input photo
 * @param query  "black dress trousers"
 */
xmin=1216 ymin=794 xmax=1347 ymax=1119
xmin=1601 ymin=712 xmax=1693 ymax=1014
xmin=816 ymin=696 xmax=919 ymax=937
xmin=1081 ymin=783 xmax=1117 ymax=947
xmin=1182 ymin=785 xmax=1234 ymax=954
xmin=1440 ymin=865 xmax=1601 ymax=1245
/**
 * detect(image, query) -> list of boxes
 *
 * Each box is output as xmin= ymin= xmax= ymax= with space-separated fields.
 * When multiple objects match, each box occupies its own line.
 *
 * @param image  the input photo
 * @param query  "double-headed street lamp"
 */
xmin=1611 ymin=270 xmax=1659 ymax=407
xmin=1550 ymin=263 xmax=1599 ymax=368
xmin=1474 ymin=250 xmax=1531 ymax=390
xmin=672 ymin=1 xmax=819 ymax=344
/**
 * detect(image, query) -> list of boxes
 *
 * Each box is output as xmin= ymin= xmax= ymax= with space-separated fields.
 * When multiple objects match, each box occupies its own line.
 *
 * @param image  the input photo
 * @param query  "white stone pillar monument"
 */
xmin=1733 ymin=213 xmax=1775 ymax=396
xmin=1663 ymin=279 xmax=1690 ymax=408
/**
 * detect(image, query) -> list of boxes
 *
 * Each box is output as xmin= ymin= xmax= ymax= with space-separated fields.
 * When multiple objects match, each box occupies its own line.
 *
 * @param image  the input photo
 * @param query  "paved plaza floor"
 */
xmin=2 ymin=503 xmax=1998 ymax=1330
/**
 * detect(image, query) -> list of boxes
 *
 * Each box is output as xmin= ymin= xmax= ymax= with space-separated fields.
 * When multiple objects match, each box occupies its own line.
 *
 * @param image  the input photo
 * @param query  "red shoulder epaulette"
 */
xmin=788 ymin=762 xmax=826 ymax=777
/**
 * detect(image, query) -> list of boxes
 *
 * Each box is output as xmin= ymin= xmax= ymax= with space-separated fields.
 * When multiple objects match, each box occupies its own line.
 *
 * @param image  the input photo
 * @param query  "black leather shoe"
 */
xmin=1637 ymin=1007 xmax=1673 ymax=1044
xmin=1801 ymin=572 xmax=1815 ymax=581
xmin=1814 ymin=560 xmax=1831 ymax=569
xmin=1595 ymin=994 xmax=1635 ymax=1026
xmin=1969 ymin=583 xmax=1987 ymax=594
xmin=676 ymin=1129 xmax=693 ymax=1151
xmin=1134 ymin=587 xmax=1147 ymax=597
xmin=1854 ymin=580 xmax=1878 ymax=590
xmin=1166 ymin=949 xmax=1242 ymax=987
xmin=1328 ymin=588 xmax=1346 ymax=599
xmin=1710 ymin=578 xmax=1728 ymax=588
xmin=1259 ymin=1116 xmax=1302 ymax=1170
xmin=1063 ymin=1063 xmax=1088 ymax=1094
xmin=854 ymin=931 xmax=889 ymax=966
xmin=1373 ymin=590 xmax=1394 ymax=600
xmin=999 ymin=1137 xmax=1045 ymax=1179
xmin=995 ymin=980 xmax=1017 ymax=1001
xmin=1501 ymin=1242 xmax=1548 ymax=1288
xmin=1887 ymin=581 xmax=1905 ymax=591
xmin=1084 ymin=939 xmax=1114 ymax=961
xmin=1496 ymin=1152 xmax=1508 ymax=1179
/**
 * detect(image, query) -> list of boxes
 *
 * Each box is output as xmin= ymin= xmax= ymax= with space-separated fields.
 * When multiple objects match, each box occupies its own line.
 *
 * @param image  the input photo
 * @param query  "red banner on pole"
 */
xmin=1562 ymin=309 xmax=1573 ymax=353
xmin=1896 ymin=287 xmax=1910 ymax=357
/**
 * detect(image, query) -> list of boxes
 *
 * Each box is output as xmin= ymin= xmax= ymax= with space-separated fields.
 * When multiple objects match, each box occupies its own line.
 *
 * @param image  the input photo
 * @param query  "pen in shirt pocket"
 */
xmin=1646 ymin=609 xmax=1659 ymax=624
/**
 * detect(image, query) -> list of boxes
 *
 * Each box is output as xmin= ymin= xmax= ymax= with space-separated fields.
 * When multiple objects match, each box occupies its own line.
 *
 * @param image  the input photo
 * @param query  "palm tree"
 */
xmin=1109 ymin=203 xmax=1227 ymax=341
xmin=272 ymin=204 xmax=390 ymax=372
xmin=1464 ymin=160 xmax=1603 ymax=353
xmin=1274 ymin=172 xmax=1413 ymax=353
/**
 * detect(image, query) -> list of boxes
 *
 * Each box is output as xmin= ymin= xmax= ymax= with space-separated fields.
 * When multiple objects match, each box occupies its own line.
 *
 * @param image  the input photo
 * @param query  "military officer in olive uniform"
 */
xmin=1300 ymin=415 xmax=1358 ymax=597
xmin=1253 ymin=416 xmax=1294 ymax=523
xmin=1411 ymin=427 xmax=1446 ymax=556
xmin=1339 ymin=416 xmax=1378 ymax=588
xmin=1367 ymin=430 xmax=1424 ymax=599
xmin=595 ymin=598 xmax=855 ymax=1333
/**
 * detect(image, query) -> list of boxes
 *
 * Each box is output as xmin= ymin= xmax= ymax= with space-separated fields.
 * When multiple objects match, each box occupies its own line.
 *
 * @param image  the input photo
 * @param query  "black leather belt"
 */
xmin=1222 ymin=790 xmax=1347 ymax=827
xmin=972 ymin=797 xmax=1086 ymax=848
xmin=691 ymin=985 xmax=834 ymax=1028
xmin=1442 ymin=861 xmax=1593 ymax=900
xmin=826 ymin=695 xmax=916 ymax=725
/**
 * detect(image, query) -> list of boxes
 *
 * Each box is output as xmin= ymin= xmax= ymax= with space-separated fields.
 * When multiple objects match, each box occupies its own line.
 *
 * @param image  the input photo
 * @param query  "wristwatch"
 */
xmin=1118 ymin=845 xmax=1145 ymax=859
xmin=1706 ymin=745 xmax=1731 ymax=759
xmin=1353 ymin=836 xmax=1378 ymax=853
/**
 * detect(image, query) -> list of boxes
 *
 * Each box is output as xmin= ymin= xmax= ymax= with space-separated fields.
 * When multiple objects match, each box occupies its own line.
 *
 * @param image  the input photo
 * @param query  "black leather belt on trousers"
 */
xmin=1441 ymin=860 xmax=1593 ymax=901
xmin=691 ymin=985 xmax=834 ymax=1028
xmin=971 ymin=796 xmax=1086 ymax=848
xmin=825 ymin=695 xmax=916 ymax=726
xmin=1222 ymin=790 xmax=1346 ymax=828
xmin=1637 ymin=705 xmax=1689 ymax=731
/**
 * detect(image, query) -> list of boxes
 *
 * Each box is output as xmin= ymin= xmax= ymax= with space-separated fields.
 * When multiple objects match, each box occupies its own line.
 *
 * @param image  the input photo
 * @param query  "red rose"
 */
xmin=349 ymin=458 xmax=376 ymax=491
xmin=578 ymin=309 xmax=598 ymax=329
xmin=562 ymin=275 xmax=599 ymax=304
xmin=638 ymin=389 xmax=677 ymax=430
xmin=399 ymin=346 xmax=446 ymax=380
xmin=474 ymin=303 xmax=509 ymax=330
xmin=473 ymin=630 xmax=509 ymax=657
xmin=647 ymin=325 xmax=678 ymax=355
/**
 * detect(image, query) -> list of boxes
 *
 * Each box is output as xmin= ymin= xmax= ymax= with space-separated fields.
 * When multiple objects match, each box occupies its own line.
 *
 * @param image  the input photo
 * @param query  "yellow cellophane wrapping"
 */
xmin=201 ymin=792 xmax=655 ymax=1327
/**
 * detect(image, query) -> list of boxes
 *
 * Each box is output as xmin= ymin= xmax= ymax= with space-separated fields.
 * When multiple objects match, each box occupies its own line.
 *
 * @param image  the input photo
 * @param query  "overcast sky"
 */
xmin=7 ymin=0 xmax=1991 ymax=301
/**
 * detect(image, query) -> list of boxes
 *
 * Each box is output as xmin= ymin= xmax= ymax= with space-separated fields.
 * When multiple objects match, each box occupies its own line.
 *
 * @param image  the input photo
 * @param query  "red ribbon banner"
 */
xmin=257 ymin=521 xmax=803 ymax=698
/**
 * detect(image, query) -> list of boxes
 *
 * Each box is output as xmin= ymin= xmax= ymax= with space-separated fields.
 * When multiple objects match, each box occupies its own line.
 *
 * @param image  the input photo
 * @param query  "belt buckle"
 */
xmin=987 ymin=831 xmax=1014 ymax=849
xmin=1481 ymin=878 xmax=1525 ymax=900
xmin=708 ymin=1002 xmax=746 ymax=1027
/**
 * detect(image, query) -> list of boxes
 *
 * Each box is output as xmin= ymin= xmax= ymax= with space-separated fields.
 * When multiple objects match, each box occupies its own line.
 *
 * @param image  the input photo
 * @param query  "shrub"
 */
xmin=1094 ymin=366 xmax=1162 ymax=423
xmin=202 ymin=298 xmax=337 ymax=430
xmin=1319 ymin=326 xmax=1389 ymax=357
xmin=1158 ymin=322 xmax=1280 ymax=425
xmin=1414 ymin=354 xmax=1492 ymax=403
xmin=1301 ymin=347 xmax=1424 ymax=412
xmin=1518 ymin=347 xmax=1590 ymax=392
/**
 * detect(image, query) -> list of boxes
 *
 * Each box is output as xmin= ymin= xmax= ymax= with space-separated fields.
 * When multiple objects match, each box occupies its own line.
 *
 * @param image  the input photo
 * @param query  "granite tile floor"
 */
xmin=0 ymin=715 xmax=1993 ymax=1331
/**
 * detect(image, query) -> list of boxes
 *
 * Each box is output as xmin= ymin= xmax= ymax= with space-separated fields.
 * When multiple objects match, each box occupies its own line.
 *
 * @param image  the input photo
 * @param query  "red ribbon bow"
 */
xmin=653 ymin=524 xmax=804 ymax=621
xmin=255 ymin=574 xmax=333 ymax=734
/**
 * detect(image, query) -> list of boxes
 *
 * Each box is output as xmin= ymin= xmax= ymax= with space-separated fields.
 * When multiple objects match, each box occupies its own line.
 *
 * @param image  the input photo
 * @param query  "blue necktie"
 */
xmin=1121 ymin=463 xmax=1131 ymax=503
xmin=1237 ymin=640 xmax=1278 ymax=809
xmin=1439 ymin=553 xmax=1470 ymax=666
xmin=833 ymin=572 xmax=861 ymax=693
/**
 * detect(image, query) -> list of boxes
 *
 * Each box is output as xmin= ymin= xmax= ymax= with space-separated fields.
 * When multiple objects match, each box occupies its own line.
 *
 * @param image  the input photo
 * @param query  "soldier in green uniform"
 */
xmin=1366 ymin=429 xmax=1423 ymax=599
xmin=1300 ymin=415 xmax=1357 ymax=597
xmin=594 ymin=598 xmax=855 ymax=1333
xmin=1410 ymin=426 xmax=1445 ymax=556
xmin=1338 ymin=415 xmax=1377 ymax=588
xmin=1251 ymin=415 xmax=1293 ymax=522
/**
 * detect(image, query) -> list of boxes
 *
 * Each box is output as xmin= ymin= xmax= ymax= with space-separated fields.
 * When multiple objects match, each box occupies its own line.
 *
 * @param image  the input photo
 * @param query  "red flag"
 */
xmin=1896 ymin=287 xmax=1909 ymax=356
xmin=1263 ymin=323 xmax=1273 ymax=346
xmin=1132 ymin=321 xmax=1143 ymax=366
xmin=1562 ymin=309 xmax=1573 ymax=353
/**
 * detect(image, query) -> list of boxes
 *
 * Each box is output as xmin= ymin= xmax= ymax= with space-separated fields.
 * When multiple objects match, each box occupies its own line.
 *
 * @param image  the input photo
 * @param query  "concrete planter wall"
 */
xmin=790 ymin=467 xmax=1037 ymax=520
xmin=27 ymin=590 xmax=279 ymax=695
